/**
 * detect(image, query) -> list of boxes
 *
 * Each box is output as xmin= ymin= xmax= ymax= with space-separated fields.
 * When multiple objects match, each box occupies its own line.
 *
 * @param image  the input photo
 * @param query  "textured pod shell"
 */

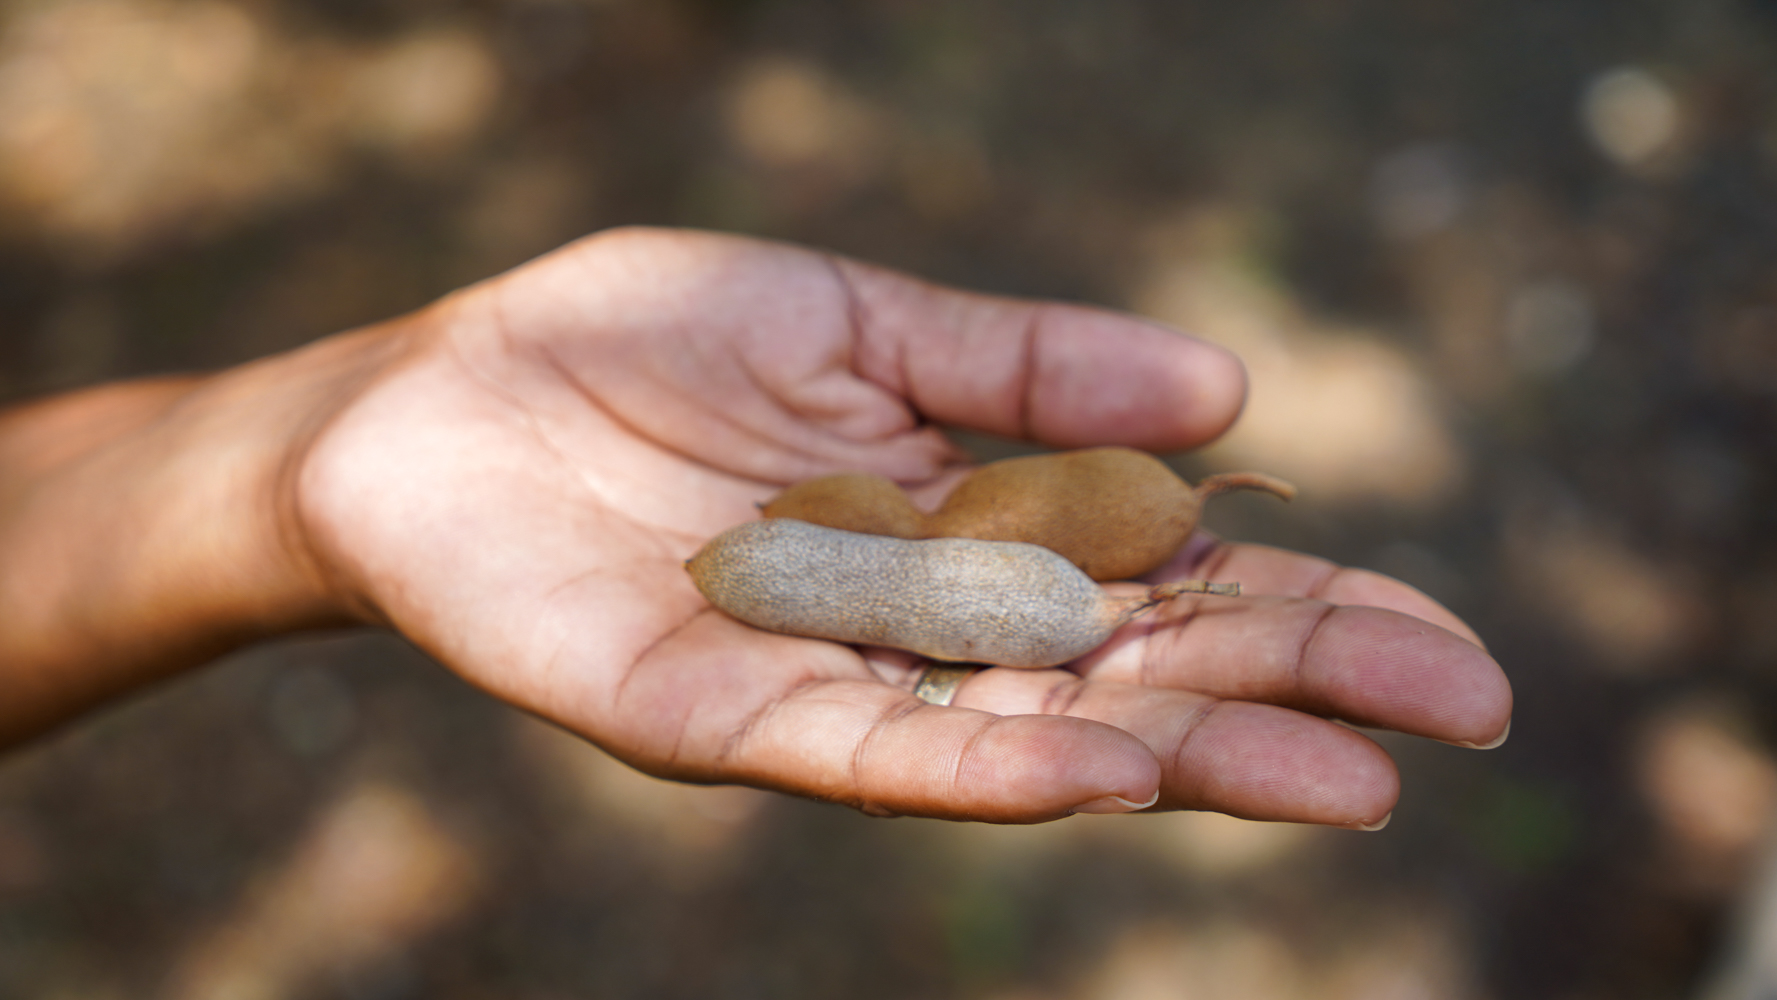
xmin=760 ymin=472 xmax=923 ymax=538
xmin=686 ymin=519 xmax=1141 ymax=668
xmin=759 ymin=449 xmax=1293 ymax=582
xmin=927 ymin=447 xmax=1196 ymax=581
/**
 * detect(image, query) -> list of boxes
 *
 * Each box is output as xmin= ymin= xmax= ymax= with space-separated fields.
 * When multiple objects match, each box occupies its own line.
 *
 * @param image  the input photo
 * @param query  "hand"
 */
xmin=283 ymin=227 xmax=1510 ymax=826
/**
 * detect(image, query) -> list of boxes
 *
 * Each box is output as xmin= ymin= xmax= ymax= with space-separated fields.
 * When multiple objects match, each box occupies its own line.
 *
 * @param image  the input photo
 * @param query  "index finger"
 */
xmin=836 ymin=258 xmax=1250 ymax=452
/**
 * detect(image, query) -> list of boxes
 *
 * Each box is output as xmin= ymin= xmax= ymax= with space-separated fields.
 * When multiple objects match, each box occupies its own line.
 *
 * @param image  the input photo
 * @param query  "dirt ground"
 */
xmin=4 ymin=1 xmax=1777 ymax=997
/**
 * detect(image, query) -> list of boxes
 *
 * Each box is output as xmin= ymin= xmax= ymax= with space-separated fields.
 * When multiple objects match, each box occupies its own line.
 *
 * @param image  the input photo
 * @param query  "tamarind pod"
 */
xmin=685 ymin=519 xmax=1237 ymax=669
xmin=759 ymin=448 xmax=1295 ymax=582
xmin=759 ymin=472 xmax=923 ymax=538
xmin=925 ymin=448 xmax=1294 ymax=581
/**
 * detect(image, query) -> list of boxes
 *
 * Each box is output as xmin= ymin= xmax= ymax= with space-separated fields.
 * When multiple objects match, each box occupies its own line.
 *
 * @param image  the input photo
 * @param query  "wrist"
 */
xmin=0 ymin=320 xmax=414 ymax=744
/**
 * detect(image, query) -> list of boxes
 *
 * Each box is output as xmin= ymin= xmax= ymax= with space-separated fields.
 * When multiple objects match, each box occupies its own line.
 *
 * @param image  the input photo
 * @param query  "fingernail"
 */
xmin=1071 ymin=790 xmax=1160 ymax=814
xmin=1355 ymin=811 xmax=1392 ymax=832
xmin=1444 ymin=719 xmax=1511 ymax=751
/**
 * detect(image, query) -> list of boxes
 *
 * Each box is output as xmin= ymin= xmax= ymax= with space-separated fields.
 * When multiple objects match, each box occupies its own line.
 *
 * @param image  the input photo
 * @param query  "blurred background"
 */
xmin=1 ymin=0 xmax=1775 ymax=997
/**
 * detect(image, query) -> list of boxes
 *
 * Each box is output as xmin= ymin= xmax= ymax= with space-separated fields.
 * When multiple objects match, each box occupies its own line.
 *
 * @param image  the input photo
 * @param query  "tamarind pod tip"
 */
xmin=1194 ymin=472 xmax=1297 ymax=502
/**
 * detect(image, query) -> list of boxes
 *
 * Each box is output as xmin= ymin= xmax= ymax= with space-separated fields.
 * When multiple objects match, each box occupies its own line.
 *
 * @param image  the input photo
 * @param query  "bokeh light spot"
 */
xmin=1583 ymin=67 xmax=1680 ymax=168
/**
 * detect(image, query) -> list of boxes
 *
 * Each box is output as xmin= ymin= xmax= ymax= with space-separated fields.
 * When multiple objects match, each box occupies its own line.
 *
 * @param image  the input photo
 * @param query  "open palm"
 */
xmin=295 ymin=228 xmax=1510 ymax=826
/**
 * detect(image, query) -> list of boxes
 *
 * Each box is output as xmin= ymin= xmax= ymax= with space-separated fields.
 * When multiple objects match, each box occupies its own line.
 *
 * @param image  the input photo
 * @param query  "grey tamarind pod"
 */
xmin=684 ymin=519 xmax=1239 ymax=669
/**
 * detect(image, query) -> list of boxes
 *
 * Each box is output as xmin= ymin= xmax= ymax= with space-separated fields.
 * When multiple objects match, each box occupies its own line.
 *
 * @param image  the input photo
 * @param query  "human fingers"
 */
xmin=1155 ymin=537 xmax=1484 ymax=648
xmin=1075 ymin=594 xmax=1512 ymax=749
xmin=940 ymin=667 xmax=1398 ymax=828
xmin=833 ymin=258 xmax=1249 ymax=452
xmin=596 ymin=611 xmax=1164 ymax=823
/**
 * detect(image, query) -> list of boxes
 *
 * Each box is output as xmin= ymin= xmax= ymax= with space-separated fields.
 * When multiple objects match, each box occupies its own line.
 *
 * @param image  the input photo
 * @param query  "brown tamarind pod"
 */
xmin=685 ymin=518 xmax=1238 ymax=669
xmin=759 ymin=447 xmax=1295 ymax=582
xmin=759 ymin=472 xmax=923 ymax=539
xmin=926 ymin=447 xmax=1295 ymax=581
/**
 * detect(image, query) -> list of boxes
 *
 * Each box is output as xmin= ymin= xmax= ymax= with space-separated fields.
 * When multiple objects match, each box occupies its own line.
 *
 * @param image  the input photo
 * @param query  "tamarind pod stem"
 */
xmin=1121 ymin=579 xmax=1242 ymax=620
xmin=1151 ymin=580 xmax=1242 ymax=599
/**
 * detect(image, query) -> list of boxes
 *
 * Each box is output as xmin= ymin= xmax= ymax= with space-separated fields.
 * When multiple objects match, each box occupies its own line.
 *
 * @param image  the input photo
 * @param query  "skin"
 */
xmin=0 ymin=227 xmax=1511 ymax=826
